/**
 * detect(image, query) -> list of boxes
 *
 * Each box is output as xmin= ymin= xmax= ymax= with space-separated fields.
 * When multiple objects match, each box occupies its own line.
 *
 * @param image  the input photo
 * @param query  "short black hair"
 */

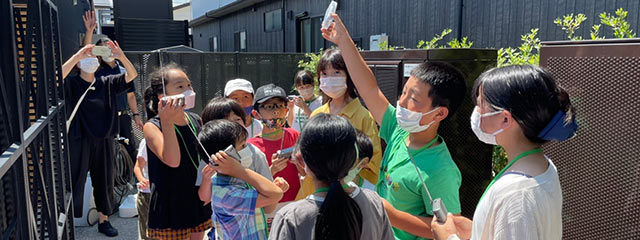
xmin=410 ymin=62 xmax=466 ymax=119
xmin=294 ymin=70 xmax=316 ymax=86
xmin=355 ymin=130 xmax=373 ymax=160
xmin=472 ymin=64 xmax=576 ymax=144
xmin=201 ymin=97 xmax=246 ymax=124
xmin=197 ymin=119 xmax=248 ymax=158
xmin=317 ymin=49 xmax=358 ymax=103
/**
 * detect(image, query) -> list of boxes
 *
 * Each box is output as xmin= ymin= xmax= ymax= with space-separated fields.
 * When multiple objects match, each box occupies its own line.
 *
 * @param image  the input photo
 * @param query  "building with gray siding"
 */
xmin=190 ymin=0 xmax=640 ymax=53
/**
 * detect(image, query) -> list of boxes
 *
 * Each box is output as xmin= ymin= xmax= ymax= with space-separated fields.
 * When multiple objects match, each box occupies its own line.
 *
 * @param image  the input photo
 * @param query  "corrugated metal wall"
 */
xmin=192 ymin=0 xmax=640 ymax=52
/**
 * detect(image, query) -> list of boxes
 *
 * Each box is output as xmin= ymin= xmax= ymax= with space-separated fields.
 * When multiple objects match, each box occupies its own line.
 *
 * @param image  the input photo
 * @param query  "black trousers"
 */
xmin=70 ymin=137 xmax=115 ymax=217
xmin=118 ymin=113 xmax=137 ymax=163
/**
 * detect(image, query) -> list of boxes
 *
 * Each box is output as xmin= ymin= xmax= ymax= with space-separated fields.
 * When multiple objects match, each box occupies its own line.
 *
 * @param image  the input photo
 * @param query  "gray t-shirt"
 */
xmin=269 ymin=184 xmax=394 ymax=240
xmin=247 ymin=143 xmax=273 ymax=181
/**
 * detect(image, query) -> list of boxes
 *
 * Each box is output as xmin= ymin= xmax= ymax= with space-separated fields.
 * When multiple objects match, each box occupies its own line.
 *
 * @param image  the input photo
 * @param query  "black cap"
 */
xmin=253 ymin=84 xmax=287 ymax=107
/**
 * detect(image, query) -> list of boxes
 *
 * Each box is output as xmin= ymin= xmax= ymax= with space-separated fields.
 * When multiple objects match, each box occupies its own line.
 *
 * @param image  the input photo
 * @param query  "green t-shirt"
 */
xmin=376 ymin=104 xmax=462 ymax=240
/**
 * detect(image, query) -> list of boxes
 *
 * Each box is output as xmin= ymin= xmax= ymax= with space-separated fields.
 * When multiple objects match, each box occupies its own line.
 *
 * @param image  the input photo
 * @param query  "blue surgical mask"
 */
xmin=244 ymin=106 xmax=253 ymax=117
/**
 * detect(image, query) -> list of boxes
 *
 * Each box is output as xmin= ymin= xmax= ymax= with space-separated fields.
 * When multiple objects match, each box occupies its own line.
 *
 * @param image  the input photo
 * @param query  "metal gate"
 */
xmin=0 ymin=0 xmax=74 ymax=239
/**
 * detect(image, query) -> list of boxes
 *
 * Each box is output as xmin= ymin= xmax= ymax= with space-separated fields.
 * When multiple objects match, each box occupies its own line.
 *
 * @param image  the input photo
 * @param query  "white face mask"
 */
xmin=396 ymin=102 xmax=440 ymax=133
xmin=343 ymin=164 xmax=362 ymax=184
xmin=103 ymin=56 xmax=115 ymax=62
xmin=165 ymin=89 xmax=196 ymax=110
xmin=79 ymin=58 xmax=100 ymax=73
xmin=319 ymin=76 xmax=347 ymax=99
xmin=298 ymin=88 xmax=315 ymax=99
xmin=470 ymin=106 xmax=504 ymax=145
xmin=237 ymin=145 xmax=253 ymax=168
xmin=343 ymin=143 xmax=361 ymax=183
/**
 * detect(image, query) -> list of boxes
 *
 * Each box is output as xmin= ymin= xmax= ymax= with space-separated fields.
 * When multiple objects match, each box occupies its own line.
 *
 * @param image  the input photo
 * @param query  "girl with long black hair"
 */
xmin=269 ymin=114 xmax=394 ymax=240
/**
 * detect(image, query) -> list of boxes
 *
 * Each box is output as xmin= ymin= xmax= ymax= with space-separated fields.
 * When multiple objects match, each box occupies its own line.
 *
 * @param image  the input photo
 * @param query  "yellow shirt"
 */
xmin=296 ymin=98 xmax=382 ymax=200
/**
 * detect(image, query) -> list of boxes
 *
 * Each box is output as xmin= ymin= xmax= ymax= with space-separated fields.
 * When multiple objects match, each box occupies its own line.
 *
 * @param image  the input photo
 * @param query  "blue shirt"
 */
xmin=211 ymin=175 xmax=268 ymax=240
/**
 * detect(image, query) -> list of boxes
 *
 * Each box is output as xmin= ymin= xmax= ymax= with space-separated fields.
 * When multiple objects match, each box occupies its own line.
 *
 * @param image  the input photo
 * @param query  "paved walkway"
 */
xmin=75 ymin=214 xmax=139 ymax=240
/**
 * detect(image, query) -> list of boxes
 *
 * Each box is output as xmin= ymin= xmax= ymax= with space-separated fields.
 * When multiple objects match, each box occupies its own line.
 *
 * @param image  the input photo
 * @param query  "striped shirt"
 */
xmin=211 ymin=175 xmax=268 ymax=240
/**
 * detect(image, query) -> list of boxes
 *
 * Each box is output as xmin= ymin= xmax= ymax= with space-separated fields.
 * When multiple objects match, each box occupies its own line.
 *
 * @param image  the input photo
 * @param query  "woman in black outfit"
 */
xmin=61 ymin=42 xmax=138 ymax=237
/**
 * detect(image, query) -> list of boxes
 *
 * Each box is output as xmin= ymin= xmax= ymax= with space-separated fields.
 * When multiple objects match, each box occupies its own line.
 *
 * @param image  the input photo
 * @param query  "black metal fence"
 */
xmin=123 ymin=51 xmax=306 ymax=142
xmin=0 ymin=0 xmax=74 ymax=239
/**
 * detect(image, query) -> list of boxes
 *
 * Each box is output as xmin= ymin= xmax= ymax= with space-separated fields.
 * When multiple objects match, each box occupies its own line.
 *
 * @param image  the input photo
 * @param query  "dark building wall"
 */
xmin=53 ymin=0 xmax=92 ymax=60
xmin=192 ymin=0 xmax=640 ymax=52
xmin=464 ymin=0 xmax=640 ymax=48
xmin=113 ymin=0 xmax=173 ymax=20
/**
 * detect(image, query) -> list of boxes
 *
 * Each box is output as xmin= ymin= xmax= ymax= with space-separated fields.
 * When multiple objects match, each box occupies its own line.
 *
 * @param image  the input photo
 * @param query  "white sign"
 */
xmin=404 ymin=64 xmax=419 ymax=77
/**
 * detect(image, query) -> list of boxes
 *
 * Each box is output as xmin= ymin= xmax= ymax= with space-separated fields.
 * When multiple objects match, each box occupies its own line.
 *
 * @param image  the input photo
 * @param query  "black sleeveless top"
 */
xmin=146 ymin=111 xmax=212 ymax=229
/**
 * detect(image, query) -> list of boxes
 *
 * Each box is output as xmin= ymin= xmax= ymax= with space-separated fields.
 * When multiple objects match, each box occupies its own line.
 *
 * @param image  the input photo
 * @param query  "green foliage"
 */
xmin=600 ymin=8 xmax=636 ymax=38
xmin=590 ymin=24 xmax=604 ymax=40
xmin=493 ymin=28 xmax=541 ymax=175
xmin=379 ymin=40 xmax=402 ymax=51
xmin=497 ymin=28 xmax=541 ymax=67
xmin=447 ymin=37 xmax=473 ymax=48
xmin=554 ymin=13 xmax=587 ymax=40
xmin=297 ymin=49 xmax=324 ymax=77
xmin=417 ymin=29 xmax=452 ymax=49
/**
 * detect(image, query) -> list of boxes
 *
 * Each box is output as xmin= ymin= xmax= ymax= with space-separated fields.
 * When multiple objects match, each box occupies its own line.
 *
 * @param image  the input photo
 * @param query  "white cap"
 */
xmin=224 ymin=79 xmax=254 ymax=97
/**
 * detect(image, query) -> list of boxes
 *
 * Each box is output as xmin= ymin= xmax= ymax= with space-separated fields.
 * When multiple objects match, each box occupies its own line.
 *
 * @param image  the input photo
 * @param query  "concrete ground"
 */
xmin=75 ymin=214 xmax=139 ymax=240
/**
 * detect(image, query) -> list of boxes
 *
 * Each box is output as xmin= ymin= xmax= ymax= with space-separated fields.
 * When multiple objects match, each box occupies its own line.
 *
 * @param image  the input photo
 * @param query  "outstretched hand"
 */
xmin=321 ymin=13 xmax=350 ymax=45
xmin=82 ymin=10 xmax=97 ymax=33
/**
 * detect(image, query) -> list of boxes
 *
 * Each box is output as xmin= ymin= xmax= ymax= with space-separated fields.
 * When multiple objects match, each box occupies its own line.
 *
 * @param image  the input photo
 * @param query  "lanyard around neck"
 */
xmin=382 ymin=133 xmax=439 ymax=175
xmin=478 ymin=148 xmax=543 ymax=203
xmin=173 ymin=113 xmax=200 ymax=170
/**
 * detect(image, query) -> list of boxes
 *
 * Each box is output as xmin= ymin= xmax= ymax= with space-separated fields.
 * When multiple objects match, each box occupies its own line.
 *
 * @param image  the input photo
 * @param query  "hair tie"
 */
xmin=538 ymin=111 xmax=578 ymax=141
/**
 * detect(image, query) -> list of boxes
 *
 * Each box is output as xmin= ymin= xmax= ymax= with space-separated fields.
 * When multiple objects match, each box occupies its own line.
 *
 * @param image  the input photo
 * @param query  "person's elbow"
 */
xmin=126 ymin=70 xmax=138 ymax=82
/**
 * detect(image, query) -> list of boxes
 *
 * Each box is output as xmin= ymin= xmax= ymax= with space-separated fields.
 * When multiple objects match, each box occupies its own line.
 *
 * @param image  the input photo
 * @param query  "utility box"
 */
xmin=369 ymin=34 xmax=388 ymax=51
xmin=361 ymin=49 xmax=497 ymax=218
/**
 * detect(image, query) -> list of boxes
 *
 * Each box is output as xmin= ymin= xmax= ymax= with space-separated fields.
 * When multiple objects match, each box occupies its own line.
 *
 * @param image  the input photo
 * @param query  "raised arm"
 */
xmin=321 ymin=13 xmax=389 ymax=125
xmin=62 ymin=44 xmax=94 ymax=79
xmin=212 ymin=151 xmax=284 ymax=208
xmin=82 ymin=10 xmax=97 ymax=46
xmin=144 ymin=98 xmax=184 ymax=168
xmin=108 ymin=41 xmax=138 ymax=82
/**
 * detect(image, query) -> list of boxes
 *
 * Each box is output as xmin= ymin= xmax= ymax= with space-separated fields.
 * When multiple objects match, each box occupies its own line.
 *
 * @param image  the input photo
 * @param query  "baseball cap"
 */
xmin=224 ymin=79 xmax=254 ymax=97
xmin=253 ymin=84 xmax=287 ymax=107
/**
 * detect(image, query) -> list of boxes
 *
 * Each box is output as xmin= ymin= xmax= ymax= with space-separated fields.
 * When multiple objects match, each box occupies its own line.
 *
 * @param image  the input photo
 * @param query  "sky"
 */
xmin=173 ymin=0 xmax=190 ymax=7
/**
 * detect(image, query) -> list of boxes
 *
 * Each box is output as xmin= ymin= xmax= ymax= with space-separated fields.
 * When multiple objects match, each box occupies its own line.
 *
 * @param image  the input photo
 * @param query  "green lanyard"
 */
xmin=314 ymin=183 xmax=350 ymax=194
xmin=173 ymin=114 xmax=200 ymax=170
xmin=478 ymin=148 xmax=543 ymax=204
xmin=381 ymin=133 xmax=440 ymax=177
xmin=246 ymin=184 xmax=269 ymax=237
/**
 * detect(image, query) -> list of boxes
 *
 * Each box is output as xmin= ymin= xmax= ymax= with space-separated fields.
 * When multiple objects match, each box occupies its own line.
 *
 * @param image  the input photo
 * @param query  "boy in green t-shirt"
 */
xmin=322 ymin=13 xmax=467 ymax=240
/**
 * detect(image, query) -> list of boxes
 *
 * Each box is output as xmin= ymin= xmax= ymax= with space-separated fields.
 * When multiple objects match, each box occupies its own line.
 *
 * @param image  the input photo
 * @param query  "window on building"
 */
xmin=298 ymin=17 xmax=324 ymax=52
xmin=209 ymin=36 xmax=218 ymax=52
xmin=235 ymin=31 xmax=247 ymax=52
xmin=264 ymin=9 xmax=283 ymax=32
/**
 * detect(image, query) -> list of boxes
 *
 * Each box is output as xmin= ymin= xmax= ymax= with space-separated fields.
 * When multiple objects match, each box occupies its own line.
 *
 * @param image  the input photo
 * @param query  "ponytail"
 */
xmin=315 ymin=181 xmax=362 ymax=240
xmin=299 ymin=114 xmax=363 ymax=240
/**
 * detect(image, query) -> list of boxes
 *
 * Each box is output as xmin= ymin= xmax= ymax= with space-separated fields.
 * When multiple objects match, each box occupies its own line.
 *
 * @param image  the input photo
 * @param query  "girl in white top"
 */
xmin=430 ymin=65 xmax=578 ymax=240
xmin=286 ymin=70 xmax=323 ymax=132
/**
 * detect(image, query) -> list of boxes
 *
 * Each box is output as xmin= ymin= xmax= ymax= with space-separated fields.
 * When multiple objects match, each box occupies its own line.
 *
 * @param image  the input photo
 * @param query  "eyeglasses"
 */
xmin=259 ymin=103 xmax=285 ymax=111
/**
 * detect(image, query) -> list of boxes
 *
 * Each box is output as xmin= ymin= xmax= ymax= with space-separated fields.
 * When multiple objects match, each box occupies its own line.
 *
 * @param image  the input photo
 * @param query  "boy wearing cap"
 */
xmin=247 ymin=84 xmax=305 ymax=207
xmin=225 ymin=79 xmax=263 ymax=138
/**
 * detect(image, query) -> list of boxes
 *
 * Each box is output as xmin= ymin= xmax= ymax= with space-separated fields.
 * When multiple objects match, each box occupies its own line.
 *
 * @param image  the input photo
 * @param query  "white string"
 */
xmin=159 ymin=50 xmax=166 ymax=96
